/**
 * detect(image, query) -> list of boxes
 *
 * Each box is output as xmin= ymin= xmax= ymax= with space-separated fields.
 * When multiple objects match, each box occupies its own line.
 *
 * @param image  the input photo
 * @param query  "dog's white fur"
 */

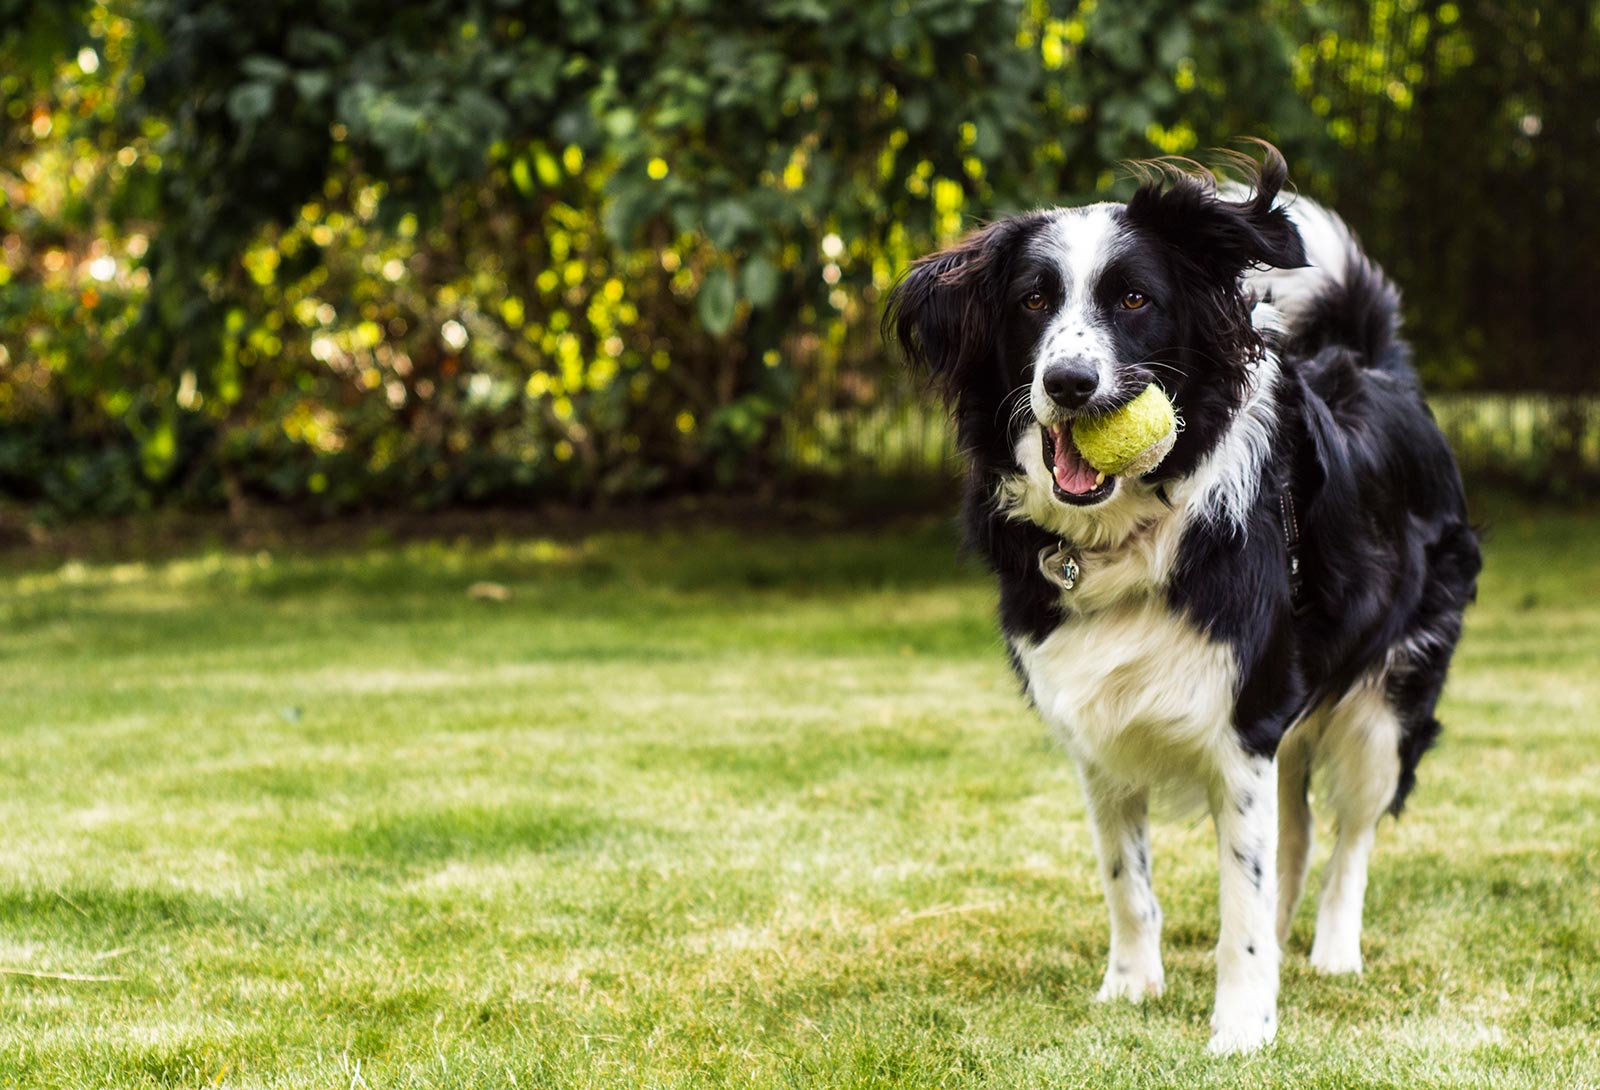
xmin=1026 ymin=206 xmax=1128 ymax=427
xmin=1277 ymin=672 xmax=1403 ymax=975
xmin=998 ymin=199 xmax=1406 ymax=1053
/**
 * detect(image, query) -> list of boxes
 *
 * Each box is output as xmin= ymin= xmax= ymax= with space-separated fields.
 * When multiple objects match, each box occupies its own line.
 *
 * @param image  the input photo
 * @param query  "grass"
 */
xmin=777 ymin=392 xmax=1600 ymax=486
xmin=1 ymin=499 xmax=1597 ymax=1088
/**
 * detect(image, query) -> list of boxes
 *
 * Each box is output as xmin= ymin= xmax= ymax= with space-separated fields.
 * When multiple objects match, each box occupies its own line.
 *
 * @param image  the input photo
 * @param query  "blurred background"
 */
xmin=2 ymin=0 xmax=1596 ymax=527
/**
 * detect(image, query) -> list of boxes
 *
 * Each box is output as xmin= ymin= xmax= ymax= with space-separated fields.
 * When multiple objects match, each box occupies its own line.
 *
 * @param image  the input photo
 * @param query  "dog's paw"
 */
xmin=1207 ymin=993 xmax=1277 ymax=1055
xmin=1308 ymin=934 xmax=1363 ymax=975
xmin=1095 ymin=958 xmax=1165 ymax=1003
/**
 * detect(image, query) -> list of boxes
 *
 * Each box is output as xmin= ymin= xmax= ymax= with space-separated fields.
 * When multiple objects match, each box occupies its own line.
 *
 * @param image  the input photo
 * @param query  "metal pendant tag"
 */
xmin=1038 ymin=544 xmax=1080 ymax=592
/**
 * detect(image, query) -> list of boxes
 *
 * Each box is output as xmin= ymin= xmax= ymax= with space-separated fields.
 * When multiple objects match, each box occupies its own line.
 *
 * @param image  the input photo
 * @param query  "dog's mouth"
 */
xmin=1041 ymin=424 xmax=1116 ymax=505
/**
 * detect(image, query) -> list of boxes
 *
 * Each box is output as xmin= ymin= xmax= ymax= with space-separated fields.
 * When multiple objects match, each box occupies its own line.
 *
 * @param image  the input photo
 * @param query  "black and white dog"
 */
xmin=885 ymin=146 xmax=1480 ymax=1053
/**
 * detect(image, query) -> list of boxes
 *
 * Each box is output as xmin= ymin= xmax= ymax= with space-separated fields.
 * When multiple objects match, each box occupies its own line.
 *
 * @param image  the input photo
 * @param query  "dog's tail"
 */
xmin=1244 ymin=197 xmax=1408 ymax=373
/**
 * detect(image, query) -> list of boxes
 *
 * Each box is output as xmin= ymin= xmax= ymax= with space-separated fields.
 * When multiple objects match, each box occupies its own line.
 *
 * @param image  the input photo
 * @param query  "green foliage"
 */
xmin=1 ymin=1 xmax=1595 ymax=517
xmin=1296 ymin=0 xmax=1600 ymax=400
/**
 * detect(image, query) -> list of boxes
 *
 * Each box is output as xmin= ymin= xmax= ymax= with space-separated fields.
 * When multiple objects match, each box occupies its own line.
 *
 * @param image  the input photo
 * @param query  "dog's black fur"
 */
xmin=886 ymin=150 xmax=1480 ymax=809
xmin=884 ymin=147 xmax=1483 ymax=1050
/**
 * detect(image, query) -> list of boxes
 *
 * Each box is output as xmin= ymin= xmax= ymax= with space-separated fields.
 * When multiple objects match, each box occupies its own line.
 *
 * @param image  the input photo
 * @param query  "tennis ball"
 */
xmin=1071 ymin=384 xmax=1178 ymax=477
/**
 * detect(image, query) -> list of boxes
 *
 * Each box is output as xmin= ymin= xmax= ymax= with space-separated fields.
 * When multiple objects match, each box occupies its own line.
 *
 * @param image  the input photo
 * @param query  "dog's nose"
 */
xmin=1042 ymin=359 xmax=1100 ymax=409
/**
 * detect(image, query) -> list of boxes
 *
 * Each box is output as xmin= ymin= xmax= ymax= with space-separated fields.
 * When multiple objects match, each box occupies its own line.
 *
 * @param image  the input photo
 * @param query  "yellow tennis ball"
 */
xmin=1070 ymin=384 xmax=1178 ymax=477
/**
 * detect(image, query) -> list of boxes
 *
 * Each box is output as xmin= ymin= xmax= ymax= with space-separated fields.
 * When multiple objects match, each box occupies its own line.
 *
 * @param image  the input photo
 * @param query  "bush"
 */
xmin=2 ymin=0 xmax=1594 ymax=516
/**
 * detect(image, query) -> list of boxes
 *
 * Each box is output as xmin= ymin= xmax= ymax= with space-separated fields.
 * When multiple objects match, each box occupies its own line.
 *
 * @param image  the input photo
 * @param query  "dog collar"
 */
xmin=1038 ymin=486 xmax=1302 ymax=604
xmin=1279 ymin=486 xmax=1309 ymax=617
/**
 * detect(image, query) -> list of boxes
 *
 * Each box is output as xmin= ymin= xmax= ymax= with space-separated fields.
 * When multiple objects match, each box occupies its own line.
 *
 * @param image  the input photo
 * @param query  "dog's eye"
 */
xmin=1022 ymin=291 xmax=1048 ymax=312
xmin=1121 ymin=291 xmax=1150 ymax=311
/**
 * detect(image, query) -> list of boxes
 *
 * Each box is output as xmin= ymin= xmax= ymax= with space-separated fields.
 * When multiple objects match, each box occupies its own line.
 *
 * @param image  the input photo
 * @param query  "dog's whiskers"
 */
xmin=995 ymin=381 xmax=1032 ymax=427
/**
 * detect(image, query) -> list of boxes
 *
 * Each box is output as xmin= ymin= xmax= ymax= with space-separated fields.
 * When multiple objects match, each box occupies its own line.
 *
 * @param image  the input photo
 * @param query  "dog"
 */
xmin=884 ymin=145 xmax=1481 ymax=1053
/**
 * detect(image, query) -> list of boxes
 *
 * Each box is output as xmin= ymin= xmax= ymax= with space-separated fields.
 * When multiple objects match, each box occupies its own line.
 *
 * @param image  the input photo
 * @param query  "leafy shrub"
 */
xmin=3 ymin=0 xmax=1595 ymax=516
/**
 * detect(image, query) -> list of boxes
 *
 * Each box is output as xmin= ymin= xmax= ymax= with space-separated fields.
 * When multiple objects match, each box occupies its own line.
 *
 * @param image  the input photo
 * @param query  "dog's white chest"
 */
xmin=1011 ymin=598 xmax=1240 ymax=794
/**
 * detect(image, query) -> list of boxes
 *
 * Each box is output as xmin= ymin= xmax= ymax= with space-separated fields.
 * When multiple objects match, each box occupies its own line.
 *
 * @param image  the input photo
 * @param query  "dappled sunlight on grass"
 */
xmin=0 ymin=508 xmax=1596 ymax=1087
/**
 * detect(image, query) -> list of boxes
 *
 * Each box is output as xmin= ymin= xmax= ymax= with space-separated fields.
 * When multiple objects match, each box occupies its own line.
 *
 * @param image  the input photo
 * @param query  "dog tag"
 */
xmin=1038 ymin=544 xmax=1080 ymax=592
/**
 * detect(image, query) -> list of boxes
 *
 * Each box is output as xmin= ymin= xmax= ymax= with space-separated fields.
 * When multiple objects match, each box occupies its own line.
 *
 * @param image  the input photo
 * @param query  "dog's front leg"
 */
xmin=1207 ymin=754 xmax=1280 ymax=1054
xmin=1078 ymin=762 xmax=1164 ymax=1002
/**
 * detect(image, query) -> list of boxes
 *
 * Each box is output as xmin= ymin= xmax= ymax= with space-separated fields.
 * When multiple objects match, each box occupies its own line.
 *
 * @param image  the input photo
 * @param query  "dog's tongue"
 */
xmin=1052 ymin=426 xmax=1100 ymax=494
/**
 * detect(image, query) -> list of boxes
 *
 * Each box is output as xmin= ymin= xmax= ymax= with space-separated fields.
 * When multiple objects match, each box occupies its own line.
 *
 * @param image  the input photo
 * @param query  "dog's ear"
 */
xmin=883 ymin=218 xmax=1026 ymax=404
xmin=1125 ymin=143 xmax=1308 ymax=279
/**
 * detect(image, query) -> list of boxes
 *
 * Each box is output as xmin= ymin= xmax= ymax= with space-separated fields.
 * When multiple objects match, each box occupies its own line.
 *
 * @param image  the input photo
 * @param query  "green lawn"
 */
xmin=1 ymin=503 xmax=1596 ymax=1088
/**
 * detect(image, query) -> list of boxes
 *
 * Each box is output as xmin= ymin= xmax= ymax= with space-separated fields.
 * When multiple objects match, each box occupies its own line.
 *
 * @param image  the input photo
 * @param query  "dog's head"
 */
xmin=885 ymin=146 xmax=1306 ymax=511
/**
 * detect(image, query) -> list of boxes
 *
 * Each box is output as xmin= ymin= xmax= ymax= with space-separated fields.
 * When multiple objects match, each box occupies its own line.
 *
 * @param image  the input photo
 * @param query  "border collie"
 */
xmin=885 ymin=146 xmax=1480 ymax=1053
